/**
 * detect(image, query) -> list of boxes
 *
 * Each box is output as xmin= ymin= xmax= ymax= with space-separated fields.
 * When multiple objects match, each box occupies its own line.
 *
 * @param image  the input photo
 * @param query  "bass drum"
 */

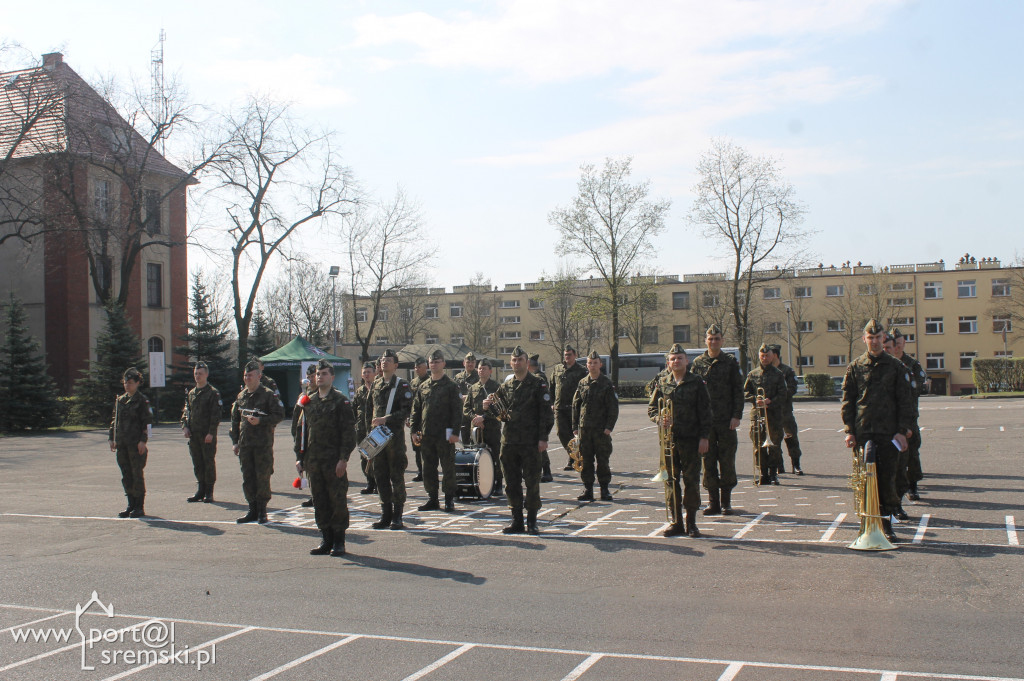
xmin=455 ymin=446 xmax=496 ymax=499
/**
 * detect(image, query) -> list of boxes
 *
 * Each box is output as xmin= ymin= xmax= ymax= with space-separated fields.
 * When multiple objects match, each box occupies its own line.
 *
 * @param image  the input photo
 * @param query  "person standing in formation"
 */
xmin=110 ymin=368 xmax=154 ymax=518
xmin=407 ymin=357 xmax=429 ymax=483
xmin=230 ymin=360 xmax=284 ymax=524
xmin=464 ymin=358 xmax=503 ymax=494
xmin=549 ymin=345 xmax=587 ymax=472
xmin=410 ymin=349 xmax=463 ymax=513
xmin=365 ymin=349 xmax=414 ymax=530
xmin=352 ymin=361 xmax=378 ymax=496
xmin=571 ymin=350 xmax=619 ymax=502
xmin=890 ymin=328 xmax=927 ymax=504
xmin=454 ymin=352 xmax=479 ymax=443
xmin=181 ymin=361 xmax=222 ymax=504
xmin=291 ymin=363 xmax=317 ymax=508
xmin=743 ymin=343 xmax=787 ymax=485
xmin=771 ymin=344 xmax=804 ymax=475
xmin=529 ymin=353 xmax=554 ymax=482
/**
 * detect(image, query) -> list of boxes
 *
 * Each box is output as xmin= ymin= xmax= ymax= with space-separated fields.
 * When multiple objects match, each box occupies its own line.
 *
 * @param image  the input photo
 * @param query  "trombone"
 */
xmin=751 ymin=387 xmax=775 ymax=485
xmin=652 ymin=397 xmax=681 ymax=526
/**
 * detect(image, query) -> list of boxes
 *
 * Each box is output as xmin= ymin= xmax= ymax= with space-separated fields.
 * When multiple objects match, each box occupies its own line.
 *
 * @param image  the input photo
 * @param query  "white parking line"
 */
xmin=400 ymin=644 xmax=474 ymax=681
xmin=718 ymin=662 xmax=744 ymax=680
xmin=99 ymin=626 xmax=254 ymax=681
xmin=1007 ymin=516 xmax=1019 ymax=547
xmin=732 ymin=512 xmax=768 ymax=540
xmin=913 ymin=514 xmax=931 ymax=544
xmin=0 ymin=610 xmax=69 ymax=634
xmin=820 ymin=513 xmax=847 ymax=543
xmin=561 ymin=653 xmax=604 ymax=680
xmin=249 ymin=635 xmax=361 ymax=680
xmin=571 ymin=509 xmax=625 ymax=536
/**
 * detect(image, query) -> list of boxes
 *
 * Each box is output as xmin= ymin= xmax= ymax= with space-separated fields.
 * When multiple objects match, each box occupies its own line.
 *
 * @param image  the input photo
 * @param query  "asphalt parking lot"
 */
xmin=1 ymin=396 xmax=1022 ymax=680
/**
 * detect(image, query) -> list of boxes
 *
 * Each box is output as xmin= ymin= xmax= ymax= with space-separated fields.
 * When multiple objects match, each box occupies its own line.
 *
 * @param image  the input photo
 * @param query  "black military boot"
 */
xmin=907 ymin=484 xmax=920 ymax=501
xmin=791 ymin=457 xmax=803 ymax=475
xmin=236 ymin=503 xmax=258 ymax=524
xmin=257 ymin=502 xmax=269 ymax=524
xmin=444 ymin=495 xmax=456 ymax=513
xmin=187 ymin=483 xmax=204 ymax=503
xmin=770 ymin=468 xmax=780 ymax=485
xmin=577 ymin=485 xmax=594 ymax=502
xmin=526 ymin=509 xmax=539 ymax=535
xmin=502 ymin=508 xmax=525 ymax=534
xmin=895 ymin=502 xmax=909 ymax=521
xmin=371 ymin=504 xmax=392 ymax=529
xmin=390 ymin=503 xmax=404 ymax=530
xmin=330 ymin=531 xmax=346 ymax=557
xmin=540 ymin=462 xmax=553 ymax=483
xmin=600 ymin=485 xmax=613 ymax=502
xmin=685 ymin=508 xmax=701 ymax=538
xmin=882 ymin=517 xmax=898 ymax=542
xmin=704 ymin=487 xmax=722 ymax=515
xmin=118 ymin=497 xmax=133 ymax=518
xmin=301 ymin=498 xmax=314 ymax=507
xmin=721 ymin=489 xmax=733 ymax=515
xmin=310 ymin=529 xmax=333 ymax=555
xmin=663 ymin=522 xmax=686 ymax=537
xmin=360 ymin=479 xmax=377 ymax=495
xmin=129 ymin=497 xmax=145 ymax=518
xmin=418 ymin=496 xmax=440 ymax=512
xmin=564 ymin=458 xmax=574 ymax=471
xmin=203 ymin=484 xmax=214 ymax=503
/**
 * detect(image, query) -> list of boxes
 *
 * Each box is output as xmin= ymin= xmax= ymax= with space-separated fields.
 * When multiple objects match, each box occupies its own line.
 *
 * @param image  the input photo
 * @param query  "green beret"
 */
xmin=123 ymin=367 xmax=143 ymax=382
xmin=706 ymin=324 xmax=722 ymax=336
xmin=316 ymin=359 xmax=333 ymax=373
xmin=667 ymin=343 xmax=685 ymax=355
xmin=381 ymin=348 xmax=397 ymax=360
xmin=429 ymin=349 xmax=445 ymax=361
xmin=587 ymin=350 xmax=600 ymax=360
xmin=244 ymin=360 xmax=261 ymax=373
xmin=511 ymin=345 xmax=526 ymax=358
xmin=464 ymin=352 xmax=476 ymax=361
xmin=362 ymin=361 xmax=376 ymax=370
xmin=758 ymin=342 xmax=771 ymax=354
xmin=864 ymin=318 xmax=885 ymax=335
xmin=563 ymin=344 xmax=577 ymax=354
xmin=890 ymin=328 xmax=904 ymax=340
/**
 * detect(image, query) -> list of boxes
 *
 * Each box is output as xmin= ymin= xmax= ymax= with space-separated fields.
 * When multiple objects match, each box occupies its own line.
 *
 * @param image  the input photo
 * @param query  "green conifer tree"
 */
xmin=172 ymin=273 xmax=235 ymax=405
xmin=247 ymin=308 xmax=277 ymax=359
xmin=72 ymin=301 xmax=144 ymax=425
xmin=0 ymin=294 xmax=62 ymax=431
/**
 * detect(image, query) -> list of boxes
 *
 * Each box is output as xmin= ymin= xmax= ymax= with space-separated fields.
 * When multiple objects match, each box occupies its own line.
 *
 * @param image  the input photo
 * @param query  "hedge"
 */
xmin=804 ymin=373 xmax=834 ymax=398
xmin=972 ymin=358 xmax=1024 ymax=392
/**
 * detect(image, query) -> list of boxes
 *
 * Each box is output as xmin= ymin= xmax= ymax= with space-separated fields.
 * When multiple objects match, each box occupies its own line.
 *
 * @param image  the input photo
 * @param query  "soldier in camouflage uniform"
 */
xmin=454 ymin=352 xmax=480 ymax=444
xmin=231 ymin=360 xmax=285 ymax=524
xmin=291 ymin=364 xmax=318 ymax=507
xmin=691 ymin=325 xmax=744 ymax=515
xmin=352 ymin=361 xmax=378 ymax=495
xmin=464 ymin=359 xmax=503 ymax=494
xmin=529 ymin=353 xmax=554 ymax=482
xmin=891 ymin=329 xmax=927 ymax=502
xmin=743 ymin=343 xmax=787 ymax=485
xmin=365 ymin=348 xmax=414 ymax=530
xmin=572 ymin=350 xmax=619 ymax=502
xmin=770 ymin=344 xmax=804 ymax=475
xmin=549 ymin=345 xmax=587 ymax=471
xmin=484 ymin=345 xmax=554 ymax=534
xmin=648 ymin=344 xmax=712 ymax=538
xmin=410 ymin=349 xmax=463 ymax=512
xmin=295 ymin=359 xmax=357 ymax=557
xmin=181 ymin=361 xmax=222 ymax=504
xmin=842 ymin=319 xmax=914 ymax=542
xmin=408 ymin=357 xmax=429 ymax=483
xmin=109 ymin=368 xmax=154 ymax=518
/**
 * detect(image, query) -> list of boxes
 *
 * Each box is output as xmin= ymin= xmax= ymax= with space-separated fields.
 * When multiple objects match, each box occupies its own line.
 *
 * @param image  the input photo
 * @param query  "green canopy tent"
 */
xmin=259 ymin=337 xmax=353 ymax=408
xmin=393 ymin=343 xmax=503 ymax=370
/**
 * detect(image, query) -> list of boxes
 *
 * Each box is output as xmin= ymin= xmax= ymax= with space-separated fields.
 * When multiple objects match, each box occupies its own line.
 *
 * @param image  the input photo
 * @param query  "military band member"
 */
xmin=484 ymin=345 xmax=554 ymax=534
xmin=230 ymin=360 xmax=285 ymax=524
xmin=529 ymin=353 xmax=554 ymax=482
xmin=841 ymin=319 xmax=914 ymax=543
xmin=352 ymin=361 xmax=379 ymax=495
xmin=571 ymin=350 xmax=619 ymax=502
xmin=408 ymin=357 xmax=430 ymax=483
xmin=291 ymin=363 xmax=318 ymax=507
xmin=454 ymin=352 xmax=480 ymax=443
xmin=771 ymin=344 xmax=804 ymax=475
xmin=410 ymin=350 xmax=463 ymax=512
xmin=648 ymin=344 xmax=712 ymax=538
xmin=109 ymin=368 xmax=154 ymax=518
xmin=464 ymin=359 xmax=503 ymax=493
xmin=295 ymin=360 xmax=356 ymax=557
xmin=181 ymin=361 xmax=222 ymax=503
xmin=365 ymin=348 xmax=414 ymax=530
xmin=549 ymin=344 xmax=587 ymax=471
xmin=691 ymin=325 xmax=744 ymax=515
xmin=743 ymin=343 xmax=787 ymax=485
xmin=892 ymin=328 xmax=927 ymax=502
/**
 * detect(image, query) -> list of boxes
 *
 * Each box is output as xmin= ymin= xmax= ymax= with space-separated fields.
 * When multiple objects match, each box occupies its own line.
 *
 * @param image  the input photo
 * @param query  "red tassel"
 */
xmin=292 ymin=476 xmax=302 ymax=489
xmin=297 ymin=393 xmax=311 ymax=407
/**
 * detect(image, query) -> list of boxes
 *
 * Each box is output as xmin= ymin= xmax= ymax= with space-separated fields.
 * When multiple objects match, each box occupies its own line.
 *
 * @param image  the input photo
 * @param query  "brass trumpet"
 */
xmin=652 ymin=397 xmax=681 ymax=526
xmin=567 ymin=436 xmax=583 ymax=472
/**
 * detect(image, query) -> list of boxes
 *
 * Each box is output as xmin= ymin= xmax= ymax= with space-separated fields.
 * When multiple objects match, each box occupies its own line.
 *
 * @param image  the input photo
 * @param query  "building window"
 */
xmin=94 ymin=255 xmax=112 ymax=298
xmin=617 ymin=327 xmax=630 ymax=339
xmin=355 ymin=308 xmax=367 ymax=323
xmin=146 ymin=263 xmax=162 ymax=307
xmin=828 ymin=355 xmax=846 ymax=367
xmin=890 ymin=316 xmax=914 ymax=326
xmin=144 ymin=189 xmax=162 ymax=235
xmin=499 ymin=347 xmax=515 ymax=356
xmin=529 ymin=330 xmax=545 ymax=341
xmin=93 ymin=179 xmax=111 ymax=221
xmin=960 ymin=352 xmax=977 ymax=370
xmin=449 ymin=303 xmax=463 ymax=318
xmin=450 ymin=335 xmax=464 ymax=345
xmin=376 ymin=336 xmax=388 ymax=345
xmin=673 ymin=325 xmax=691 ymax=344
xmin=482 ymin=334 xmax=492 ymax=346
xmin=147 ymin=336 xmax=164 ymax=353
xmin=499 ymin=331 xmax=521 ymax=340
xmin=827 ymin=320 xmax=845 ymax=332
xmin=858 ymin=284 xmax=877 ymax=296
xmin=925 ymin=317 xmax=944 ymax=334
xmin=377 ymin=308 xmax=388 ymax=322
xmin=529 ymin=298 xmax=544 ymax=310
xmin=793 ymin=286 xmax=812 ymax=298
xmin=424 ymin=304 xmax=438 ymax=319
xmin=672 ymin=291 xmax=690 ymax=309
xmin=887 ymin=297 xmax=914 ymax=307
xmin=499 ymin=316 xmax=520 ymax=324
xmin=425 ymin=334 xmax=439 ymax=344
xmin=797 ymin=356 xmax=813 ymax=367
xmin=926 ymin=353 xmax=945 ymax=370
xmin=957 ymin=280 xmax=976 ymax=298
xmin=798 ymin=321 xmax=813 ymax=333
xmin=888 ymin=281 xmax=913 ymax=292
xmin=642 ymin=326 xmax=659 ymax=344
xmin=765 ymin=321 xmax=782 ymax=334
xmin=701 ymin=291 xmax=719 ymax=308
xmin=995 ymin=350 xmax=1013 ymax=358
xmin=763 ymin=287 xmax=780 ymax=300
xmin=499 ymin=300 xmax=520 ymax=308
xmin=901 ymin=333 xmax=916 ymax=342
xmin=826 ymin=285 xmax=844 ymax=297
xmin=992 ymin=279 xmax=1011 ymax=297
xmin=958 ymin=316 xmax=978 ymax=334
xmin=993 ymin=315 xmax=1012 ymax=332
xmin=400 ymin=307 xmax=413 ymax=321
xmin=924 ymin=281 xmax=942 ymax=299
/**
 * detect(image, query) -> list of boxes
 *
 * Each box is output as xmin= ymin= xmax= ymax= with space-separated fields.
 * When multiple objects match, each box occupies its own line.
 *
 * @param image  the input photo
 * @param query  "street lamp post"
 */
xmin=783 ymin=299 xmax=793 ymax=368
xmin=328 ymin=265 xmax=340 ymax=356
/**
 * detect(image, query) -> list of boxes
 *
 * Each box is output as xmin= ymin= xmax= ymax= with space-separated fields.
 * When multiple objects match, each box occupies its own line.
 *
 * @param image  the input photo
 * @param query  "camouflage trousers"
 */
xmin=896 ymin=426 xmax=924 ymax=496
xmin=860 ymin=434 xmax=901 ymax=516
xmin=306 ymin=458 xmax=350 ymax=533
xmin=578 ymin=428 xmax=612 ymax=487
xmin=238 ymin=444 xmax=274 ymax=504
xmin=500 ymin=443 xmax=542 ymax=512
xmin=373 ymin=438 xmax=408 ymax=506
xmin=670 ymin=436 xmax=703 ymax=514
xmin=115 ymin=445 xmax=147 ymax=499
xmin=750 ymin=416 xmax=784 ymax=475
xmin=420 ymin=436 xmax=457 ymax=498
xmin=783 ymin=411 xmax=803 ymax=467
xmin=187 ymin=436 xmax=217 ymax=485
xmin=702 ymin=422 xmax=738 ymax=491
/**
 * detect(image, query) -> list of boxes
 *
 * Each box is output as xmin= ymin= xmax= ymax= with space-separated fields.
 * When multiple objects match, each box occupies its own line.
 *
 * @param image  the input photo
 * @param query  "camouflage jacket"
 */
xmin=296 ymin=387 xmax=356 ymax=466
xmin=181 ymin=383 xmax=222 ymax=439
xmin=900 ymin=352 xmax=928 ymax=420
xmin=410 ymin=374 xmax=463 ymax=440
xmin=495 ymin=371 xmax=554 ymax=445
xmin=647 ymin=370 xmax=712 ymax=440
xmin=351 ymin=383 xmax=372 ymax=440
xmin=550 ymin=361 xmax=587 ymax=412
xmin=743 ymin=365 xmax=788 ymax=420
xmin=364 ymin=373 xmax=413 ymax=435
xmin=463 ymin=378 xmax=502 ymax=439
xmin=230 ymin=384 xmax=284 ymax=447
xmin=453 ymin=369 xmax=479 ymax=396
xmin=841 ymin=351 xmax=914 ymax=439
xmin=778 ymin=363 xmax=799 ymax=414
xmin=290 ymin=383 xmax=317 ymax=447
xmin=110 ymin=391 xmax=154 ymax=446
xmin=691 ymin=351 xmax=744 ymax=423
xmin=572 ymin=374 xmax=619 ymax=432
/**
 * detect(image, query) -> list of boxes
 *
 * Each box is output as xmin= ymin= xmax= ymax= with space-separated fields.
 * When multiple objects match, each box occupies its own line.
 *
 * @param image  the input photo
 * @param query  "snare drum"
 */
xmin=455 ymin=446 xmax=496 ymax=499
xmin=357 ymin=425 xmax=393 ymax=461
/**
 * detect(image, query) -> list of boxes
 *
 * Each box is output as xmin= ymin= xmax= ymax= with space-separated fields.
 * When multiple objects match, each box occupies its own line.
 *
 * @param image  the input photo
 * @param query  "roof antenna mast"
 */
xmin=150 ymin=29 xmax=166 ymax=153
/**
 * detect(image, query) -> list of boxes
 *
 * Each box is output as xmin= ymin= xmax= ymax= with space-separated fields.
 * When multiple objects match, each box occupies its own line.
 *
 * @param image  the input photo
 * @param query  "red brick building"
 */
xmin=0 ymin=53 xmax=192 ymax=393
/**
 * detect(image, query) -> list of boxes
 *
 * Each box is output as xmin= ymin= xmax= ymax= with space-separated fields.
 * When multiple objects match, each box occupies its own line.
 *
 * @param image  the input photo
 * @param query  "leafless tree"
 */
xmin=692 ymin=280 xmax=733 ymax=340
xmin=550 ymin=157 xmax=669 ymax=384
xmin=780 ymin=294 xmax=816 ymax=374
xmin=688 ymin=138 xmax=810 ymax=370
xmin=380 ymin=286 xmax=438 ymax=346
xmin=259 ymin=255 xmax=334 ymax=347
xmin=452 ymin=273 xmax=502 ymax=356
xmin=534 ymin=268 xmax=586 ymax=355
xmin=618 ymin=273 xmax=667 ymax=353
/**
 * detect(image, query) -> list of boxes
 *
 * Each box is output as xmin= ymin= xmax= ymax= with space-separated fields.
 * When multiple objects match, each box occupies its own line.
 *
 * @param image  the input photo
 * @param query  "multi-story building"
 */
xmin=341 ymin=256 xmax=1021 ymax=395
xmin=0 ymin=53 xmax=191 ymax=393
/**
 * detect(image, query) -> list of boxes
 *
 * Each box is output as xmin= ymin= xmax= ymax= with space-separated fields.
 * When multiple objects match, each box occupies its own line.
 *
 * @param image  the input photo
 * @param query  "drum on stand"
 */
xmin=455 ymin=446 xmax=496 ymax=499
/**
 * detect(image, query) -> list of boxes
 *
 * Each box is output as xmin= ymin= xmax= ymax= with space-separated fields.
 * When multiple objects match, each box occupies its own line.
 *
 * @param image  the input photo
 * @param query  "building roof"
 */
xmin=260 ymin=336 xmax=351 ymax=368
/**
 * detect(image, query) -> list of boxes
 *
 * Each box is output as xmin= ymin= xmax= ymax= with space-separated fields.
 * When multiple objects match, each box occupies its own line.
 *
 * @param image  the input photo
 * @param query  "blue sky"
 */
xmin=3 ymin=1 xmax=1021 ymax=287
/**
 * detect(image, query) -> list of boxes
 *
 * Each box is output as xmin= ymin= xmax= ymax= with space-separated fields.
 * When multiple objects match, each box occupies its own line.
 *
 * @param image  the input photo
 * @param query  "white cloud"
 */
xmin=198 ymin=54 xmax=352 ymax=109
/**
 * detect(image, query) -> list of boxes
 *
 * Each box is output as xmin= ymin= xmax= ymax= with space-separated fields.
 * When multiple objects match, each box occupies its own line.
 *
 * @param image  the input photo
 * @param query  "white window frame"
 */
xmin=958 ymin=316 xmax=978 ymax=334
xmin=925 ymin=317 xmax=944 ymax=334
xmin=957 ymin=280 xmax=977 ymax=298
